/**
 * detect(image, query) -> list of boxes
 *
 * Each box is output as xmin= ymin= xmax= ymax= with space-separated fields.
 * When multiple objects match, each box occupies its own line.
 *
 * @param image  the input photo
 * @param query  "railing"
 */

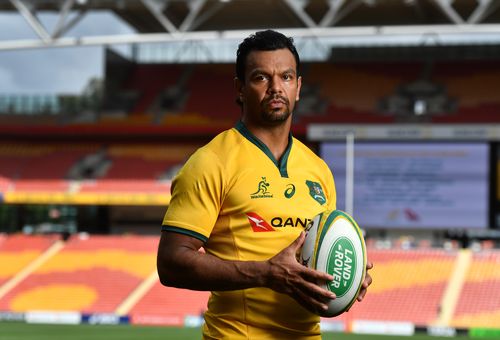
xmin=0 ymin=94 xmax=101 ymax=115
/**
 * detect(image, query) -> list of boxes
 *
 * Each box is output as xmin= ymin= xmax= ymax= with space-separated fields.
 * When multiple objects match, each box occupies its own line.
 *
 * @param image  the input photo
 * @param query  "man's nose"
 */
xmin=267 ymin=76 xmax=283 ymax=94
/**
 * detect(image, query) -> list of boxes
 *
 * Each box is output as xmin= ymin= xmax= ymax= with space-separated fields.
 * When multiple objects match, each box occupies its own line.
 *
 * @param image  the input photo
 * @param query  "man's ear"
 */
xmin=234 ymin=77 xmax=244 ymax=105
xmin=296 ymin=76 xmax=302 ymax=101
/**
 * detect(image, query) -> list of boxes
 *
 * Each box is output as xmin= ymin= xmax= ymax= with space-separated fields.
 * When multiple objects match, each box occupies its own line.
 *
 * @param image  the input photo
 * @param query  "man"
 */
xmin=157 ymin=29 xmax=373 ymax=339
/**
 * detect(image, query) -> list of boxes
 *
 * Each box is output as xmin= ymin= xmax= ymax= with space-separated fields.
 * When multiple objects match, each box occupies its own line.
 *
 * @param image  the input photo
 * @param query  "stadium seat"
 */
xmin=0 ymin=234 xmax=157 ymax=313
xmin=0 ymin=234 xmax=60 ymax=286
xmin=129 ymin=281 xmax=209 ymax=326
xmin=334 ymin=247 xmax=458 ymax=326
xmin=451 ymin=251 xmax=500 ymax=328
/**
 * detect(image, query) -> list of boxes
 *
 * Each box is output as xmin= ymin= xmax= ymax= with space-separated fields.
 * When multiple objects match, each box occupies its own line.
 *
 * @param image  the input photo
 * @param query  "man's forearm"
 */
xmin=157 ymin=231 xmax=270 ymax=291
xmin=158 ymin=246 xmax=270 ymax=291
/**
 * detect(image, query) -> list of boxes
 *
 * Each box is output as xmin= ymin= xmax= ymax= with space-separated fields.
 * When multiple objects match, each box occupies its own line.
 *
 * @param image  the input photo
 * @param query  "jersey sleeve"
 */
xmin=162 ymin=147 xmax=225 ymax=242
xmin=322 ymin=159 xmax=337 ymax=211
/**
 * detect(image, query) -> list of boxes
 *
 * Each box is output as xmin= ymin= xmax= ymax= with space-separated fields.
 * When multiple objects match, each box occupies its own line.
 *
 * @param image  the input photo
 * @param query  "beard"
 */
xmin=260 ymin=95 xmax=292 ymax=123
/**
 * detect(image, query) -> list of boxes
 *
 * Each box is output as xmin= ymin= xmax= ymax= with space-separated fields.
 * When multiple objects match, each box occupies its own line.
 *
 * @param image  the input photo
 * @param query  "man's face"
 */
xmin=237 ymin=48 xmax=301 ymax=126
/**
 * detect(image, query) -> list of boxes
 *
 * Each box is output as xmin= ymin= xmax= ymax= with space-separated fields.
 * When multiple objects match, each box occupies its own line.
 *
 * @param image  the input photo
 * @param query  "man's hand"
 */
xmin=265 ymin=232 xmax=336 ymax=314
xmin=357 ymin=261 xmax=373 ymax=302
xmin=344 ymin=261 xmax=373 ymax=313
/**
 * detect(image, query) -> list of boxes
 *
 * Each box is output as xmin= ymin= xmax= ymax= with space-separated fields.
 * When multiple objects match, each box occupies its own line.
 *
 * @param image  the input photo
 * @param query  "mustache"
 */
xmin=263 ymin=95 xmax=289 ymax=105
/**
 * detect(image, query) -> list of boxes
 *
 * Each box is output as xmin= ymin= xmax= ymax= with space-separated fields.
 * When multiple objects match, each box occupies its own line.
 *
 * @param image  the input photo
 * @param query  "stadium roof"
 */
xmin=2 ymin=0 xmax=500 ymax=61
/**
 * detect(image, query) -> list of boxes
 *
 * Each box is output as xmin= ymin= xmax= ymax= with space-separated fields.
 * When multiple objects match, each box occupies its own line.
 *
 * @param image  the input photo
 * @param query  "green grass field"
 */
xmin=1 ymin=322 xmax=470 ymax=340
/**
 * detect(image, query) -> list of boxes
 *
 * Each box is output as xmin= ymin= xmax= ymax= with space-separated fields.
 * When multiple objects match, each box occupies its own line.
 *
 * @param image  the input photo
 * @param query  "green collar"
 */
xmin=235 ymin=121 xmax=292 ymax=178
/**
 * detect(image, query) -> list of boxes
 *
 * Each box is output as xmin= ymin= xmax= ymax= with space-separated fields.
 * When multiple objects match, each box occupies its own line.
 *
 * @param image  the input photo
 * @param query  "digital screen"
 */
xmin=320 ymin=143 xmax=489 ymax=229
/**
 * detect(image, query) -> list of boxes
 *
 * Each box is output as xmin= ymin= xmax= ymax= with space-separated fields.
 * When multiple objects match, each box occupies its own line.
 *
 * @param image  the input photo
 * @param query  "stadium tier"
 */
xmin=4 ymin=233 xmax=497 ymax=330
xmin=0 ymin=143 xmax=200 ymax=205
xmin=0 ymin=234 xmax=157 ymax=314
xmin=0 ymin=143 xmax=97 ymax=180
xmin=303 ymin=63 xmax=399 ymax=124
xmin=331 ymin=248 xmax=457 ymax=327
xmin=11 ymin=180 xmax=70 ymax=193
xmin=0 ymin=60 xmax=498 ymax=138
xmin=102 ymin=144 xmax=198 ymax=180
xmin=129 ymin=281 xmax=209 ymax=326
xmin=181 ymin=64 xmax=238 ymax=124
xmin=431 ymin=62 xmax=500 ymax=123
xmin=80 ymin=180 xmax=170 ymax=193
xmin=99 ymin=60 xmax=500 ymax=127
xmin=124 ymin=64 xmax=184 ymax=114
xmin=0 ymin=234 xmax=61 ymax=287
xmin=451 ymin=251 xmax=500 ymax=329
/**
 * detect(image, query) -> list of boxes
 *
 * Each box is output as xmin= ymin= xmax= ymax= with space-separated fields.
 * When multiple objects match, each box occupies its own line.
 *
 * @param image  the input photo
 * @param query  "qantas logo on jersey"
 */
xmin=246 ymin=212 xmax=312 ymax=232
xmin=272 ymin=217 xmax=312 ymax=228
xmin=246 ymin=212 xmax=274 ymax=232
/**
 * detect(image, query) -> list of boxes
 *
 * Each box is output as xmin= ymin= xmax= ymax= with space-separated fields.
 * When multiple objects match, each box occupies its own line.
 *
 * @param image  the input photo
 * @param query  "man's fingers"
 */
xmin=363 ymin=273 xmax=373 ymax=288
xmin=303 ymin=265 xmax=334 ymax=283
xmin=356 ymin=262 xmax=373 ymax=302
xmin=294 ymin=285 xmax=332 ymax=314
xmin=301 ymin=278 xmax=336 ymax=300
xmin=357 ymin=286 xmax=368 ymax=302
xmin=293 ymin=231 xmax=306 ymax=249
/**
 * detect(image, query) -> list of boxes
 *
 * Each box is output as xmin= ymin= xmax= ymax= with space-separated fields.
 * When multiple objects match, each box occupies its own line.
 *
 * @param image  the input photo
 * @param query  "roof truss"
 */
xmin=1 ymin=0 xmax=500 ymax=53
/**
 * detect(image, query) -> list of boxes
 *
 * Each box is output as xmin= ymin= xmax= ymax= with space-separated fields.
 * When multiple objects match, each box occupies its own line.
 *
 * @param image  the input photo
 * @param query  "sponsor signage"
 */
xmin=82 ymin=313 xmax=129 ymax=325
xmin=320 ymin=320 xmax=346 ymax=332
xmin=25 ymin=311 xmax=81 ymax=325
xmin=352 ymin=320 xmax=415 ymax=336
xmin=0 ymin=311 xmax=25 ymax=322
xmin=131 ymin=314 xmax=183 ymax=326
xmin=308 ymin=124 xmax=500 ymax=141
xmin=427 ymin=326 xmax=457 ymax=337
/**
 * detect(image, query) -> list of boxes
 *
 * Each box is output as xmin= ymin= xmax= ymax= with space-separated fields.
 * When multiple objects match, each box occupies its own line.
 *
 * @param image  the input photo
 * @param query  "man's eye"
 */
xmin=283 ymin=74 xmax=293 ymax=80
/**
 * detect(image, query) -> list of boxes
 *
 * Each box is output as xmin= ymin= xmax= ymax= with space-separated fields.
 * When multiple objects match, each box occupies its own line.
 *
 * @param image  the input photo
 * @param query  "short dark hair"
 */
xmin=236 ymin=30 xmax=300 ymax=83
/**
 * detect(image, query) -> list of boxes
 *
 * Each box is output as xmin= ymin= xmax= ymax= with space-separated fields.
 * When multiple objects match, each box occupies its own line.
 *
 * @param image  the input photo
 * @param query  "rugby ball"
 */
xmin=300 ymin=209 xmax=367 ymax=317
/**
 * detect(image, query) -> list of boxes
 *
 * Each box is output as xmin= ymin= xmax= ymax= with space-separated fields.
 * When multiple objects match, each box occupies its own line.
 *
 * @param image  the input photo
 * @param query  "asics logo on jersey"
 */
xmin=284 ymin=184 xmax=295 ymax=199
xmin=250 ymin=177 xmax=273 ymax=199
xmin=246 ymin=212 xmax=274 ymax=232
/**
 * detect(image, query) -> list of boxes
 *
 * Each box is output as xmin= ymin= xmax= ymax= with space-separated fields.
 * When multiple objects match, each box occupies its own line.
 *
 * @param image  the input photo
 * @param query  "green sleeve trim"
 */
xmin=161 ymin=225 xmax=208 ymax=243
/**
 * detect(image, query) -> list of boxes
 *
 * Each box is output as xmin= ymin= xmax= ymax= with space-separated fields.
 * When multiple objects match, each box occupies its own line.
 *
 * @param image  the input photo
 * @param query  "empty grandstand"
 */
xmin=1 ymin=0 xmax=500 ymax=338
xmin=2 ymin=233 xmax=500 ymax=333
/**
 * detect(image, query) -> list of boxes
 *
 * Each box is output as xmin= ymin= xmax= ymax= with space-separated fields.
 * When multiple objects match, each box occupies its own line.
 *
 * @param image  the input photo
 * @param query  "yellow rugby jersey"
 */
xmin=162 ymin=121 xmax=336 ymax=339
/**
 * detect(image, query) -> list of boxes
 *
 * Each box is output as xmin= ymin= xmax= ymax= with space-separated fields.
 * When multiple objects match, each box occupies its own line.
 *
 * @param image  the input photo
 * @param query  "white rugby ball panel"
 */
xmin=300 ymin=213 xmax=322 ymax=268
